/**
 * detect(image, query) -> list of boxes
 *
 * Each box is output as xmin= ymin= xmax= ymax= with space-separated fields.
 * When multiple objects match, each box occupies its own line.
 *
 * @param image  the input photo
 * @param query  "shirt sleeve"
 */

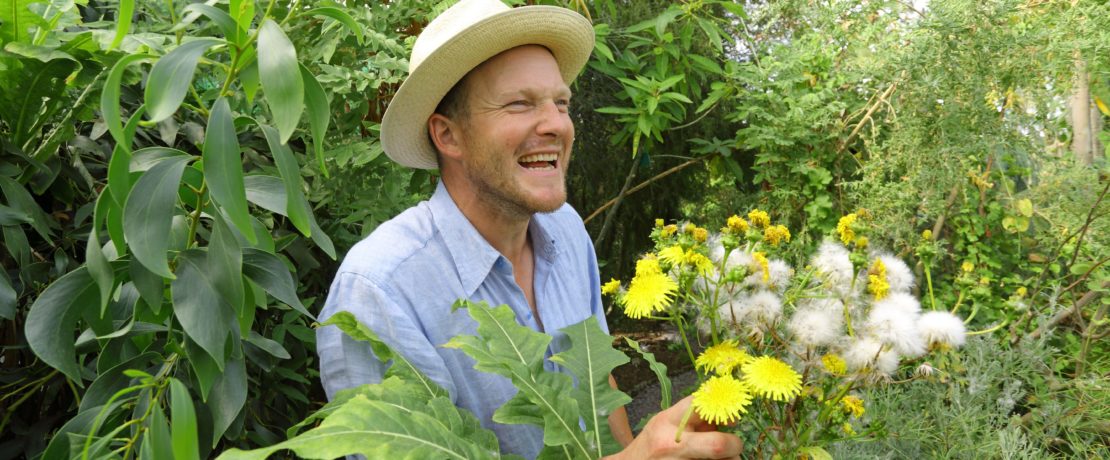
xmin=316 ymin=271 xmax=457 ymax=401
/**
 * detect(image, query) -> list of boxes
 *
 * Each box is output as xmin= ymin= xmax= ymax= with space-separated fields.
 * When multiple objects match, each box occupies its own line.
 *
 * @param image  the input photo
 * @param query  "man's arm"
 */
xmin=604 ymin=395 xmax=743 ymax=460
xmin=607 ymin=375 xmax=633 ymax=447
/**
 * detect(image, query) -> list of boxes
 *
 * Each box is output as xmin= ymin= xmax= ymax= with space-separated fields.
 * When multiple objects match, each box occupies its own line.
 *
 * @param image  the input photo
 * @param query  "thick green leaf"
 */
xmin=0 ymin=203 xmax=32 ymax=225
xmin=172 ymin=250 xmax=235 ymax=369
xmin=258 ymin=123 xmax=310 ymax=236
xmin=186 ymin=337 xmax=220 ymax=401
xmin=130 ymin=147 xmax=190 ymax=172
xmin=0 ymin=175 xmax=52 ymax=241
xmin=40 ymin=401 xmax=126 ymax=460
xmin=0 ymin=54 xmax=76 ymax=149
xmin=299 ymin=65 xmax=330 ymax=176
xmin=215 ymin=395 xmax=498 ymax=460
xmin=0 ymin=0 xmax=36 ymax=44
xmin=25 ymin=267 xmax=98 ymax=383
xmin=228 ymin=0 xmax=254 ymax=44
xmin=204 ymin=98 xmax=256 ymax=242
xmin=242 ymin=248 xmax=312 ymax=319
xmin=319 ymin=312 xmax=445 ymax=398
xmin=208 ymin=214 xmax=245 ymax=319
xmin=309 ymin=7 xmax=364 ymax=44
xmin=257 ymin=19 xmax=303 ymax=143
xmin=624 ymin=338 xmax=671 ymax=410
xmin=87 ymin=193 xmax=115 ymax=314
xmin=240 ymin=59 xmax=260 ymax=103
xmin=78 ymin=351 xmax=160 ymax=413
xmin=143 ymin=402 xmax=173 ymax=460
xmin=145 ymin=38 xmax=223 ymax=123
xmin=108 ymin=0 xmax=135 ymax=50
xmin=182 ymin=3 xmax=237 ymax=40
xmin=243 ymin=174 xmax=286 ymax=215
xmin=549 ymin=317 xmax=631 ymax=457
xmin=0 ymin=270 xmax=15 ymax=320
xmin=101 ymin=53 xmax=151 ymax=150
xmin=124 ymin=155 xmax=191 ymax=279
xmin=208 ymin=356 xmax=247 ymax=447
xmin=170 ymin=378 xmax=201 ymax=460
xmin=246 ymin=330 xmax=290 ymax=359
xmin=130 ymin=257 xmax=164 ymax=314
xmin=108 ymin=106 xmax=148 ymax=208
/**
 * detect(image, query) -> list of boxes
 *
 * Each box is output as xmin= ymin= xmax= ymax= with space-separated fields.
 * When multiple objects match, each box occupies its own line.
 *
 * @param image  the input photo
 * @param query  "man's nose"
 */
xmin=534 ymin=100 xmax=572 ymax=139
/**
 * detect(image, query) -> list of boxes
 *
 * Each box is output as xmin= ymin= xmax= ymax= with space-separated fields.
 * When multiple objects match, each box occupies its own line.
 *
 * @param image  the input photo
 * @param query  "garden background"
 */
xmin=1 ymin=0 xmax=1108 ymax=458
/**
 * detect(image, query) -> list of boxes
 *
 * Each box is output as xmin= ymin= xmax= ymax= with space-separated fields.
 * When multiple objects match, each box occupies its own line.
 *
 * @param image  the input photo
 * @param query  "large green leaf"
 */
xmin=141 ymin=402 xmax=173 ymax=460
xmin=257 ymin=123 xmax=310 ymax=236
xmin=208 ymin=356 xmax=247 ymax=447
xmin=215 ymin=395 xmax=498 ymax=460
xmin=170 ymin=378 xmax=201 ymax=460
xmin=25 ymin=267 xmax=99 ymax=383
xmin=0 ymin=55 xmax=76 ymax=149
xmin=182 ymin=3 xmax=237 ymax=40
xmin=319 ymin=312 xmax=446 ymax=398
xmin=241 ymin=248 xmax=312 ymax=319
xmin=299 ymin=64 xmax=330 ymax=176
xmin=0 ymin=270 xmax=15 ymax=320
xmin=204 ymin=98 xmax=255 ymax=242
xmin=87 ymin=193 xmax=114 ymax=314
xmin=0 ymin=175 xmax=53 ymax=241
xmin=549 ymin=317 xmax=631 ymax=457
xmin=102 ymin=53 xmax=151 ymax=150
xmin=0 ymin=0 xmax=36 ymax=44
xmin=228 ymin=0 xmax=253 ymax=45
xmin=172 ymin=250 xmax=235 ymax=369
xmin=257 ymin=19 xmax=303 ymax=144
xmin=208 ymin=213 xmax=244 ymax=320
xmin=108 ymin=106 xmax=148 ymax=208
xmin=444 ymin=301 xmax=590 ymax=457
xmin=130 ymin=258 xmax=164 ymax=314
xmin=78 ymin=351 xmax=160 ymax=413
xmin=123 ymin=155 xmax=191 ymax=279
xmin=145 ymin=38 xmax=222 ymax=123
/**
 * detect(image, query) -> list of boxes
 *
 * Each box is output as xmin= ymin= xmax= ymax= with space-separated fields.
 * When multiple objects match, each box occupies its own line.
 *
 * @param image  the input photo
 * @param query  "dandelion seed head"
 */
xmin=873 ymin=292 xmax=921 ymax=316
xmin=740 ymin=290 xmax=783 ymax=326
xmin=745 ymin=259 xmax=793 ymax=292
xmin=918 ymin=311 xmax=967 ymax=348
xmin=843 ymin=337 xmax=885 ymax=372
xmin=787 ymin=308 xmax=843 ymax=347
xmin=864 ymin=305 xmax=926 ymax=358
xmin=875 ymin=253 xmax=915 ymax=294
xmin=812 ymin=241 xmax=855 ymax=294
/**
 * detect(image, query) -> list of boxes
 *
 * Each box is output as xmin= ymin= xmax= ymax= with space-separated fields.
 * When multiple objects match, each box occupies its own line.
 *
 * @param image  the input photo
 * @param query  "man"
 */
xmin=316 ymin=1 xmax=743 ymax=458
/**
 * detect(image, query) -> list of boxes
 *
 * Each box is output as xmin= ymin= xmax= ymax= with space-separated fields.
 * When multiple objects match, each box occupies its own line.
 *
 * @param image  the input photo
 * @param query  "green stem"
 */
xmin=185 ymin=182 xmax=208 ymax=249
xmin=674 ymin=315 xmax=698 ymax=373
xmin=923 ymin=259 xmax=938 ymax=310
xmin=673 ymin=403 xmax=697 ymax=443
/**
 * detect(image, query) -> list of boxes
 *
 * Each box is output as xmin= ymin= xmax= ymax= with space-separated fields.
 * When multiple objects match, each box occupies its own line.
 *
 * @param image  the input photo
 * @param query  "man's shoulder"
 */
xmin=337 ymin=202 xmax=440 ymax=281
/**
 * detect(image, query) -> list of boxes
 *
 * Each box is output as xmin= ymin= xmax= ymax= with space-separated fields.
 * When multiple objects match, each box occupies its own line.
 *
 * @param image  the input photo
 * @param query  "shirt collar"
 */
xmin=428 ymin=181 xmax=562 ymax=296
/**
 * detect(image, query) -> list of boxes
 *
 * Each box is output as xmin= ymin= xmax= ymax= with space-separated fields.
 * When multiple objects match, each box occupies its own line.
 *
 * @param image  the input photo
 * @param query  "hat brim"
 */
xmin=381 ymin=6 xmax=595 ymax=170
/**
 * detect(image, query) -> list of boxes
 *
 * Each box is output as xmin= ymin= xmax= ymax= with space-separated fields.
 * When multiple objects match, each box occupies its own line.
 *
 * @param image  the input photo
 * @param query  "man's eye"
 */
xmin=507 ymin=100 xmax=530 ymax=108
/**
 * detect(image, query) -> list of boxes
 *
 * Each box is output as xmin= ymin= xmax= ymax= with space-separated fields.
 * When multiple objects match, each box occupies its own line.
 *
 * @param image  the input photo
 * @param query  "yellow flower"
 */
xmin=842 ymin=422 xmax=856 ymax=436
xmin=867 ymin=259 xmax=889 ymax=301
xmin=601 ymin=278 xmax=621 ymax=296
xmin=741 ymin=356 xmax=803 ymax=402
xmin=752 ymin=251 xmax=770 ymax=283
xmin=727 ymin=215 xmax=749 ymax=233
xmin=622 ymin=256 xmax=677 ymax=319
xmin=837 ymin=213 xmax=857 ymax=246
xmin=821 ymin=354 xmax=847 ymax=376
xmin=687 ymin=252 xmax=714 ymax=277
xmin=683 ymin=223 xmax=697 ymax=234
xmin=748 ymin=209 xmax=771 ymax=228
xmin=695 ymin=341 xmax=751 ymax=375
xmin=1016 ymin=286 xmax=1027 ymax=297
xmin=921 ymin=229 xmax=933 ymax=240
xmin=660 ymin=246 xmax=714 ymax=277
xmin=961 ymin=261 xmax=975 ymax=273
xmin=840 ymin=395 xmax=865 ymax=418
xmin=658 ymin=245 xmax=686 ymax=267
xmin=691 ymin=375 xmax=753 ymax=425
xmin=655 ymin=218 xmax=665 ymax=228
xmin=662 ymin=224 xmax=678 ymax=237
xmin=693 ymin=227 xmax=708 ymax=243
xmin=855 ymin=236 xmax=868 ymax=249
xmin=762 ymin=225 xmax=791 ymax=246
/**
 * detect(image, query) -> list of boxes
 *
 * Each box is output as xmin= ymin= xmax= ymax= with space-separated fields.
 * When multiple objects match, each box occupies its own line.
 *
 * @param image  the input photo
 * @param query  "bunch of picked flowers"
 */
xmin=603 ymin=211 xmax=981 ymax=457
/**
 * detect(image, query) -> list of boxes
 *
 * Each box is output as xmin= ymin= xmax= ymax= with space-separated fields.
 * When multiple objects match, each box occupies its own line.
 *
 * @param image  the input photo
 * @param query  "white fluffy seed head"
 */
xmin=742 ymin=290 xmax=784 ymax=325
xmin=812 ymin=241 xmax=855 ymax=294
xmin=864 ymin=305 xmax=926 ymax=358
xmin=843 ymin=337 xmax=884 ymax=371
xmin=787 ymin=307 xmax=843 ymax=348
xmin=918 ymin=311 xmax=967 ymax=348
xmin=873 ymin=292 xmax=921 ymax=316
xmin=744 ymin=259 xmax=794 ymax=293
xmin=709 ymin=241 xmax=752 ymax=272
xmin=875 ymin=253 xmax=915 ymax=294
xmin=800 ymin=297 xmax=844 ymax=314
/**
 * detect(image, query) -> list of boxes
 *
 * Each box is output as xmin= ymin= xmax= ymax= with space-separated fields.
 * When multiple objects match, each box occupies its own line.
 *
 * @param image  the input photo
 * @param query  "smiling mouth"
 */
xmin=518 ymin=152 xmax=558 ymax=171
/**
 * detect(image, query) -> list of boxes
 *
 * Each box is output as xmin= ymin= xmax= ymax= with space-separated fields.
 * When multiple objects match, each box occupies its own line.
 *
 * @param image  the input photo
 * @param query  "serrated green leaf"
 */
xmin=624 ymin=337 xmax=671 ymax=410
xmin=300 ymin=64 xmax=331 ymax=177
xmin=124 ymin=155 xmax=191 ymax=279
xmin=319 ymin=311 xmax=445 ymax=398
xmin=257 ymin=19 xmax=303 ymax=143
xmin=550 ymin=317 xmax=631 ymax=457
xmin=241 ymin=248 xmax=312 ymax=319
xmin=257 ymin=123 xmax=311 ymax=236
xmin=145 ymin=38 xmax=223 ymax=123
xmin=172 ymin=250 xmax=235 ymax=369
xmin=205 ymin=98 xmax=256 ymax=243
xmin=25 ymin=267 xmax=99 ymax=384
xmin=208 ymin=356 xmax=247 ymax=447
xmin=215 ymin=395 xmax=498 ymax=460
xmin=170 ymin=378 xmax=201 ymax=460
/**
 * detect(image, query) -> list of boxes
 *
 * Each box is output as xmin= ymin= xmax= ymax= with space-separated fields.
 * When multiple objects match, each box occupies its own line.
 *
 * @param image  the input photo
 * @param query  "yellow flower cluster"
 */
xmin=840 ymin=395 xmax=865 ymax=419
xmin=741 ymin=356 xmax=803 ymax=402
xmin=661 ymin=224 xmax=678 ymax=237
xmin=748 ymin=209 xmax=771 ymax=228
xmin=867 ymin=259 xmax=890 ymax=300
xmin=601 ymin=278 xmax=620 ymax=295
xmin=821 ymin=354 xmax=847 ymax=376
xmin=726 ymin=215 xmax=749 ymax=233
xmin=837 ymin=213 xmax=857 ymax=246
xmin=659 ymin=245 xmax=714 ymax=276
xmin=762 ymin=224 xmax=791 ymax=246
xmin=621 ymin=256 xmax=678 ymax=319
xmin=753 ymin=251 xmax=770 ymax=283
xmin=695 ymin=341 xmax=751 ymax=375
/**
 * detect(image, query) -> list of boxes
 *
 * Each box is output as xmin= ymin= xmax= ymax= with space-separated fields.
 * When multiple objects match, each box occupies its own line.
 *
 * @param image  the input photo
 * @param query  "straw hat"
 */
xmin=380 ymin=0 xmax=595 ymax=170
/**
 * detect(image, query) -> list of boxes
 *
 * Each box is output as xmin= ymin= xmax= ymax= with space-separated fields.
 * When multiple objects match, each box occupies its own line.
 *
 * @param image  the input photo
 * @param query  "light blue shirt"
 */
xmin=316 ymin=181 xmax=608 ymax=459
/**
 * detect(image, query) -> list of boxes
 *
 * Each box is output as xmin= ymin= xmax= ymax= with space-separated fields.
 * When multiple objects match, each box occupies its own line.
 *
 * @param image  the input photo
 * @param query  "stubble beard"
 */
xmin=464 ymin=142 xmax=568 ymax=220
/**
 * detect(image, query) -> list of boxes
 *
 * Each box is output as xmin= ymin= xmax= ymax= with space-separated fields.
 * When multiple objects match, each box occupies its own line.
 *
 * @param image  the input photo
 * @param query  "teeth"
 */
xmin=518 ymin=153 xmax=558 ymax=163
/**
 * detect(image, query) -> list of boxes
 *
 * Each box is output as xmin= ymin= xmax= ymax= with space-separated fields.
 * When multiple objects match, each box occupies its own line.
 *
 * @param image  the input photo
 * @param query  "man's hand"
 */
xmin=602 ymin=395 xmax=743 ymax=460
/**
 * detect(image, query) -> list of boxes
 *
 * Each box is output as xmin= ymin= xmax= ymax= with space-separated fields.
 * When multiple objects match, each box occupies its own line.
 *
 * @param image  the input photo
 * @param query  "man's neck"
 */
xmin=441 ymin=180 xmax=532 ymax=265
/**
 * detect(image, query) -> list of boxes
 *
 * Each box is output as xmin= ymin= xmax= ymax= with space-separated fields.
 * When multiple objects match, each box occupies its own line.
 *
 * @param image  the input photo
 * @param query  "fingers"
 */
xmin=675 ymin=431 xmax=743 ymax=459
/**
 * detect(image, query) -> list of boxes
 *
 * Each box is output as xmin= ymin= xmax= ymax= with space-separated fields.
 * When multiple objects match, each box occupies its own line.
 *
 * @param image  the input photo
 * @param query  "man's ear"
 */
xmin=428 ymin=114 xmax=463 ymax=160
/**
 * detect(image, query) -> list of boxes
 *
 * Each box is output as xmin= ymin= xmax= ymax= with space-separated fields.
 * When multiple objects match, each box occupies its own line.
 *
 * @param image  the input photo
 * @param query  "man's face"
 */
xmin=452 ymin=45 xmax=574 ymax=217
